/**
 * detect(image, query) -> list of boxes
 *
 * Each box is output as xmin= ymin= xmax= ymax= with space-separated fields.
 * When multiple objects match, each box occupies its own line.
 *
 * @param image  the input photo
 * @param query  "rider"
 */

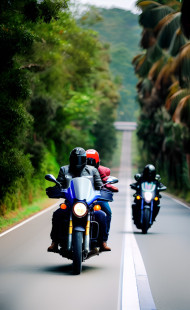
xmin=86 ymin=149 xmax=118 ymax=243
xmin=47 ymin=147 xmax=111 ymax=253
xmin=131 ymin=164 xmax=166 ymax=220
xmin=131 ymin=164 xmax=166 ymax=190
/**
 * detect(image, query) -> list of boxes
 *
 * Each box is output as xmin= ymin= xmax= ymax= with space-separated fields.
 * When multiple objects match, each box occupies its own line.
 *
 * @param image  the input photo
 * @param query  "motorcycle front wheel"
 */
xmin=142 ymin=208 xmax=150 ymax=234
xmin=73 ymin=231 xmax=83 ymax=275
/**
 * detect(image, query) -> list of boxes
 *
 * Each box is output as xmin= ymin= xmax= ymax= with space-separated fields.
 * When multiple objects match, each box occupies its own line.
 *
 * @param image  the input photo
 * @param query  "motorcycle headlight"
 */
xmin=144 ymin=192 xmax=153 ymax=203
xmin=73 ymin=202 xmax=87 ymax=218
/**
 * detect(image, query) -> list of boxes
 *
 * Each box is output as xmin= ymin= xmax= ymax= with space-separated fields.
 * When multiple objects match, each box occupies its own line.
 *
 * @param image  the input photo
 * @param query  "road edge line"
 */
xmin=0 ymin=202 xmax=59 ymax=238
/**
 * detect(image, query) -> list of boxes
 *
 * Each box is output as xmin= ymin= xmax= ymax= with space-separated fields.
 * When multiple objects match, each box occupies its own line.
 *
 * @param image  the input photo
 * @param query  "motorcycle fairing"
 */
xmin=63 ymin=177 xmax=101 ymax=205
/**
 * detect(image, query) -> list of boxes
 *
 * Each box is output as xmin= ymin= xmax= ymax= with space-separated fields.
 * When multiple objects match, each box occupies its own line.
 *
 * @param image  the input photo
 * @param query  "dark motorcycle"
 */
xmin=130 ymin=174 xmax=166 ymax=234
xmin=45 ymin=174 xmax=118 ymax=274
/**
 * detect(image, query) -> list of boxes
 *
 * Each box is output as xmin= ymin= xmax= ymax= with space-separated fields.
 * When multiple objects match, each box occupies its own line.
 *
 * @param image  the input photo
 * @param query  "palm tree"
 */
xmin=133 ymin=0 xmax=190 ymax=187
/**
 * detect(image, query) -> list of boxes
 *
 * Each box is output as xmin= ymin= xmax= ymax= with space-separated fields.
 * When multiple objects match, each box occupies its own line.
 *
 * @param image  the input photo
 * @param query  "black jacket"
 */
xmin=56 ymin=165 xmax=103 ymax=190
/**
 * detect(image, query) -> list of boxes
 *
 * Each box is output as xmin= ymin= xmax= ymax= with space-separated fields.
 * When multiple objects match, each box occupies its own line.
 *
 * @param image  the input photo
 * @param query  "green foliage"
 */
xmin=0 ymin=1 xmax=120 ymax=214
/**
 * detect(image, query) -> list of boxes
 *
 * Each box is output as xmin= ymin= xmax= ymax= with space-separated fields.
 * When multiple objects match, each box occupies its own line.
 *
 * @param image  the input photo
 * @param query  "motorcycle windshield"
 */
xmin=70 ymin=177 xmax=100 ymax=203
xmin=141 ymin=182 xmax=156 ymax=192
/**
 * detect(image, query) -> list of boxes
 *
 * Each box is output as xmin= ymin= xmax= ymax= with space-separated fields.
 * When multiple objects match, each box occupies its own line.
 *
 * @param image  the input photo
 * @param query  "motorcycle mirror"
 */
xmin=157 ymin=186 xmax=167 ymax=191
xmin=155 ymin=174 xmax=161 ymax=181
xmin=130 ymin=183 xmax=137 ymax=190
xmin=134 ymin=173 xmax=141 ymax=181
xmin=106 ymin=176 xmax=118 ymax=184
xmin=45 ymin=174 xmax=61 ymax=187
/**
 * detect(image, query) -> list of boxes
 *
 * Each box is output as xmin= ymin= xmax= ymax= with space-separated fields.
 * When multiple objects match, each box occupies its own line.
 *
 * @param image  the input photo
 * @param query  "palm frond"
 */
xmin=157 ymin=12 xmax=181 ymax=49
xmin=173 ymin=43 xmax=190 ymax=88
xmin=148 ymin=56 xmax=166 ymax=82
xmin=169 ymin=28 xmax=187 ymax=56
xmin=147 ymin=43 xmax=163 ymax=62
xmin=173 ymin=95 xmax=190 ymax=126
xmin=155 ymin=58 xmax=176 ymax=94
xmin=140 ymin=29 xmax=156 ymax=49
xmin=139 ymin=5 xmax=174 ymax=29
xmin=181 ymin=0 xmax=190 ymax=39
xmin=165 ymin=89 xmax=190 ymax=116
xmin=137 ymin=78 xmax=153 ymax=99
xmin=167 ymin=81 xmax=180 ymax=98
xmin=136 ymin=1 xmax=160 ymax=10
xmin=132 ymin=53 xmax=144 ymax=66
xmin=135 ymin=54 xmax=152 ymax=78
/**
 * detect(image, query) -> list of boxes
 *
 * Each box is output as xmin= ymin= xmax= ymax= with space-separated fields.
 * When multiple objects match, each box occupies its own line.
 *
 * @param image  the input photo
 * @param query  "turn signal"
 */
xmin=60 ymin=203 xmax=67 ymax=210
xmin=136 ymin=195 xmax=141 ymax=200
xmin=154 ymin=196 xmax=159 ymax=201
xmin=93 ymin=205 xmax=101 ymax=211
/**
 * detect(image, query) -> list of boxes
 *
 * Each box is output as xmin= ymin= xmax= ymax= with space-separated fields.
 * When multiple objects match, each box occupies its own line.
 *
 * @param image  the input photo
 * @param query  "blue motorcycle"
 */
xmin=130 ymin=174 xmax=166 ymax=234
xmin=45 ymin=174 xmax=118 ymax=274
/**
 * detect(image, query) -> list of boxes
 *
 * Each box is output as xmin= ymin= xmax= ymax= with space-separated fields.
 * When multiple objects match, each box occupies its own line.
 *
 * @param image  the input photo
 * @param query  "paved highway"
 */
xmin=0 ymin=132 xmax=190 ymax=310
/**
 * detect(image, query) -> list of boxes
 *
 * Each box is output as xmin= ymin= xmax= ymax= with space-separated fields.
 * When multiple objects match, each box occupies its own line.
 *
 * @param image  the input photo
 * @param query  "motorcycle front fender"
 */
xmin=73 ymin=226 xmax=85 ymax=232
xmin=144 ymin=205 xmax=150 ymax=209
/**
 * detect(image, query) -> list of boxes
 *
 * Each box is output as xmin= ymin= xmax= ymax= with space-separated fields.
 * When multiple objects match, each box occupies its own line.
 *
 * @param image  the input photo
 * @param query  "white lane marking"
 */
xmin=119 ymin=179 xmax=156 ymax=310
xmin=0 ymin=201 xmax=59 ymax=238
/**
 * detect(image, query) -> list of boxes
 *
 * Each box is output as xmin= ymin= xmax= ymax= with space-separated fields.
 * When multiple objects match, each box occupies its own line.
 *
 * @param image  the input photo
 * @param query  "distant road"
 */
xmin=114 ymin=121 xmax=137 ymax=131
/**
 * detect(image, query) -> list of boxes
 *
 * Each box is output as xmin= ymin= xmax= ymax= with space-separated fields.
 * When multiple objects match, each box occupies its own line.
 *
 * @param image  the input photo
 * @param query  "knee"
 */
xmin=94 ymin=210 xmax=106 ymax=221
xmin=52 ymin=207 xmax=69 ymax=221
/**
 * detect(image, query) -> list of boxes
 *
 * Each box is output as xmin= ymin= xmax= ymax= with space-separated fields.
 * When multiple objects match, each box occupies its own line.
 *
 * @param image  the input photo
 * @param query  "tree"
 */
xmin=133 ymin=0 xmax=190 ymax=192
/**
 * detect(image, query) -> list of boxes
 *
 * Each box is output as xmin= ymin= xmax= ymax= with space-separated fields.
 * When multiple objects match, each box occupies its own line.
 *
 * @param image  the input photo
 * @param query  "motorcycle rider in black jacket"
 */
xmin=130 ymin=164 xmax=166 ymax=222
xmin=47 ymin=147 xmax=111 ymax=252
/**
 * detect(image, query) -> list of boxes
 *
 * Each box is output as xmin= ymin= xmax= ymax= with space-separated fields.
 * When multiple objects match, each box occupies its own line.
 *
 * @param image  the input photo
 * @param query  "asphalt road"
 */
xmin=134 ymin=193 xmax=190 ymax=310
xmin=0 ymin=133 xmax=128 ymax=310
xmin=0 ymin=131 xmax=190 ymax=310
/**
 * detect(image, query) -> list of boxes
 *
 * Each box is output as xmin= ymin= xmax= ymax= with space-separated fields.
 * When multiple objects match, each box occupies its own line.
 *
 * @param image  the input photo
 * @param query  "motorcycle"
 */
xmin=130 ymin=174 xmax=166 ymax=234
xmin=45 ymin=174 xmax=118 ymax=274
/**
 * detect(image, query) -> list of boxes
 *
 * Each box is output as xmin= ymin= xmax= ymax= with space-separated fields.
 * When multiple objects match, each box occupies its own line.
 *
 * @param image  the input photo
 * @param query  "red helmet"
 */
xmin=86 ymin=149 xmax=100 ymax=168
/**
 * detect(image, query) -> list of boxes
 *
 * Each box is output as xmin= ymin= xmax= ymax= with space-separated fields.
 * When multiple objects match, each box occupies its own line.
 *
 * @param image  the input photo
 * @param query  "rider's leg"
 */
xmin=97 ymin=200 xmax=112 ymax=236
xmin=94 ymin=210 xmax=111 ymax=251
xmin=48 ymin=208 xmax=69 ymax=252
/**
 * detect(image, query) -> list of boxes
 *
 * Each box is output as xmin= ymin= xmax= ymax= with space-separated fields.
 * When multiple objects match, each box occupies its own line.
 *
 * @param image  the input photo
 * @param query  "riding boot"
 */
xmin=47 ymin=241 xmax=58 ymax=252
xmin=100 ymin=242 xmax=111 ymax=252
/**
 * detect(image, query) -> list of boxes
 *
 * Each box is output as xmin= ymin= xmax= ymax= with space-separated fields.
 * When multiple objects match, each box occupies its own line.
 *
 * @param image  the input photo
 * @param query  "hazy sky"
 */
xmin=74 ymin=0 xmax=139 ymax=14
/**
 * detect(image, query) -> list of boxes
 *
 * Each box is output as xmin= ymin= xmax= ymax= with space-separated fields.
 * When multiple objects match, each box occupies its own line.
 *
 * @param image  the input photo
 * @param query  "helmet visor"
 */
xmin=87 ymin=158 xmax=96 ymax=167
xmin=70 ymin=154 xmax=86 ymax=168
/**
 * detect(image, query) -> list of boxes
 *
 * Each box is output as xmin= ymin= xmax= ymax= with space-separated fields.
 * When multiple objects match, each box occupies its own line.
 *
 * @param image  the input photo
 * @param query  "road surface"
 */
xmin=0 ymin=131 xmax=190 ymax=310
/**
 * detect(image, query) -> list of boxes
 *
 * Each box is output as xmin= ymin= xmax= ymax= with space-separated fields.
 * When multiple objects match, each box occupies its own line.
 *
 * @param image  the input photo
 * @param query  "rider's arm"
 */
xmin=98 ymin=165 xmax=111 ymax=182
xmin=157 ymin=181 xmax=167 ymax=191
xmin=92 ymin=167 xmax=103 ymax=190
xmin=56 ymin=166 xmax=68 ymax=188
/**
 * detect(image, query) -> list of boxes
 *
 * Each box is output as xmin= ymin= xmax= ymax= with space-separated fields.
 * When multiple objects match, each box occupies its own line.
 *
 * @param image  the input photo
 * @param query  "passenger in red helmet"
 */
xmin=86 ymin=149 xmax=119 ymax=248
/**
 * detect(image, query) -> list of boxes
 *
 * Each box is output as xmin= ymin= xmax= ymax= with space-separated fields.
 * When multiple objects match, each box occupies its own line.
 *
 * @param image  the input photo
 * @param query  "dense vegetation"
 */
xmin=79 ymin=7 xmax=141 ymax=121
xmin=133 ymin=0 xmax=190 ymax=200
xmin=0 ymin=0 xmax=120 ymax=214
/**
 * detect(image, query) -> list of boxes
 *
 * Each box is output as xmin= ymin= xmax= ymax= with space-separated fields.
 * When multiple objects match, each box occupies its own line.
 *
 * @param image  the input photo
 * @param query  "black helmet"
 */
xmin=69 ymin=147 xmax=86 ymax=172
xmin=143 ymin=164 xmax=156 ymax=181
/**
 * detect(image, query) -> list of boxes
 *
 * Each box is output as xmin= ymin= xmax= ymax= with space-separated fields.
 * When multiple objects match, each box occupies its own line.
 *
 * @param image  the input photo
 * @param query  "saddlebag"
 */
xmin=100 ymin=189 xmax=113 ymax=201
